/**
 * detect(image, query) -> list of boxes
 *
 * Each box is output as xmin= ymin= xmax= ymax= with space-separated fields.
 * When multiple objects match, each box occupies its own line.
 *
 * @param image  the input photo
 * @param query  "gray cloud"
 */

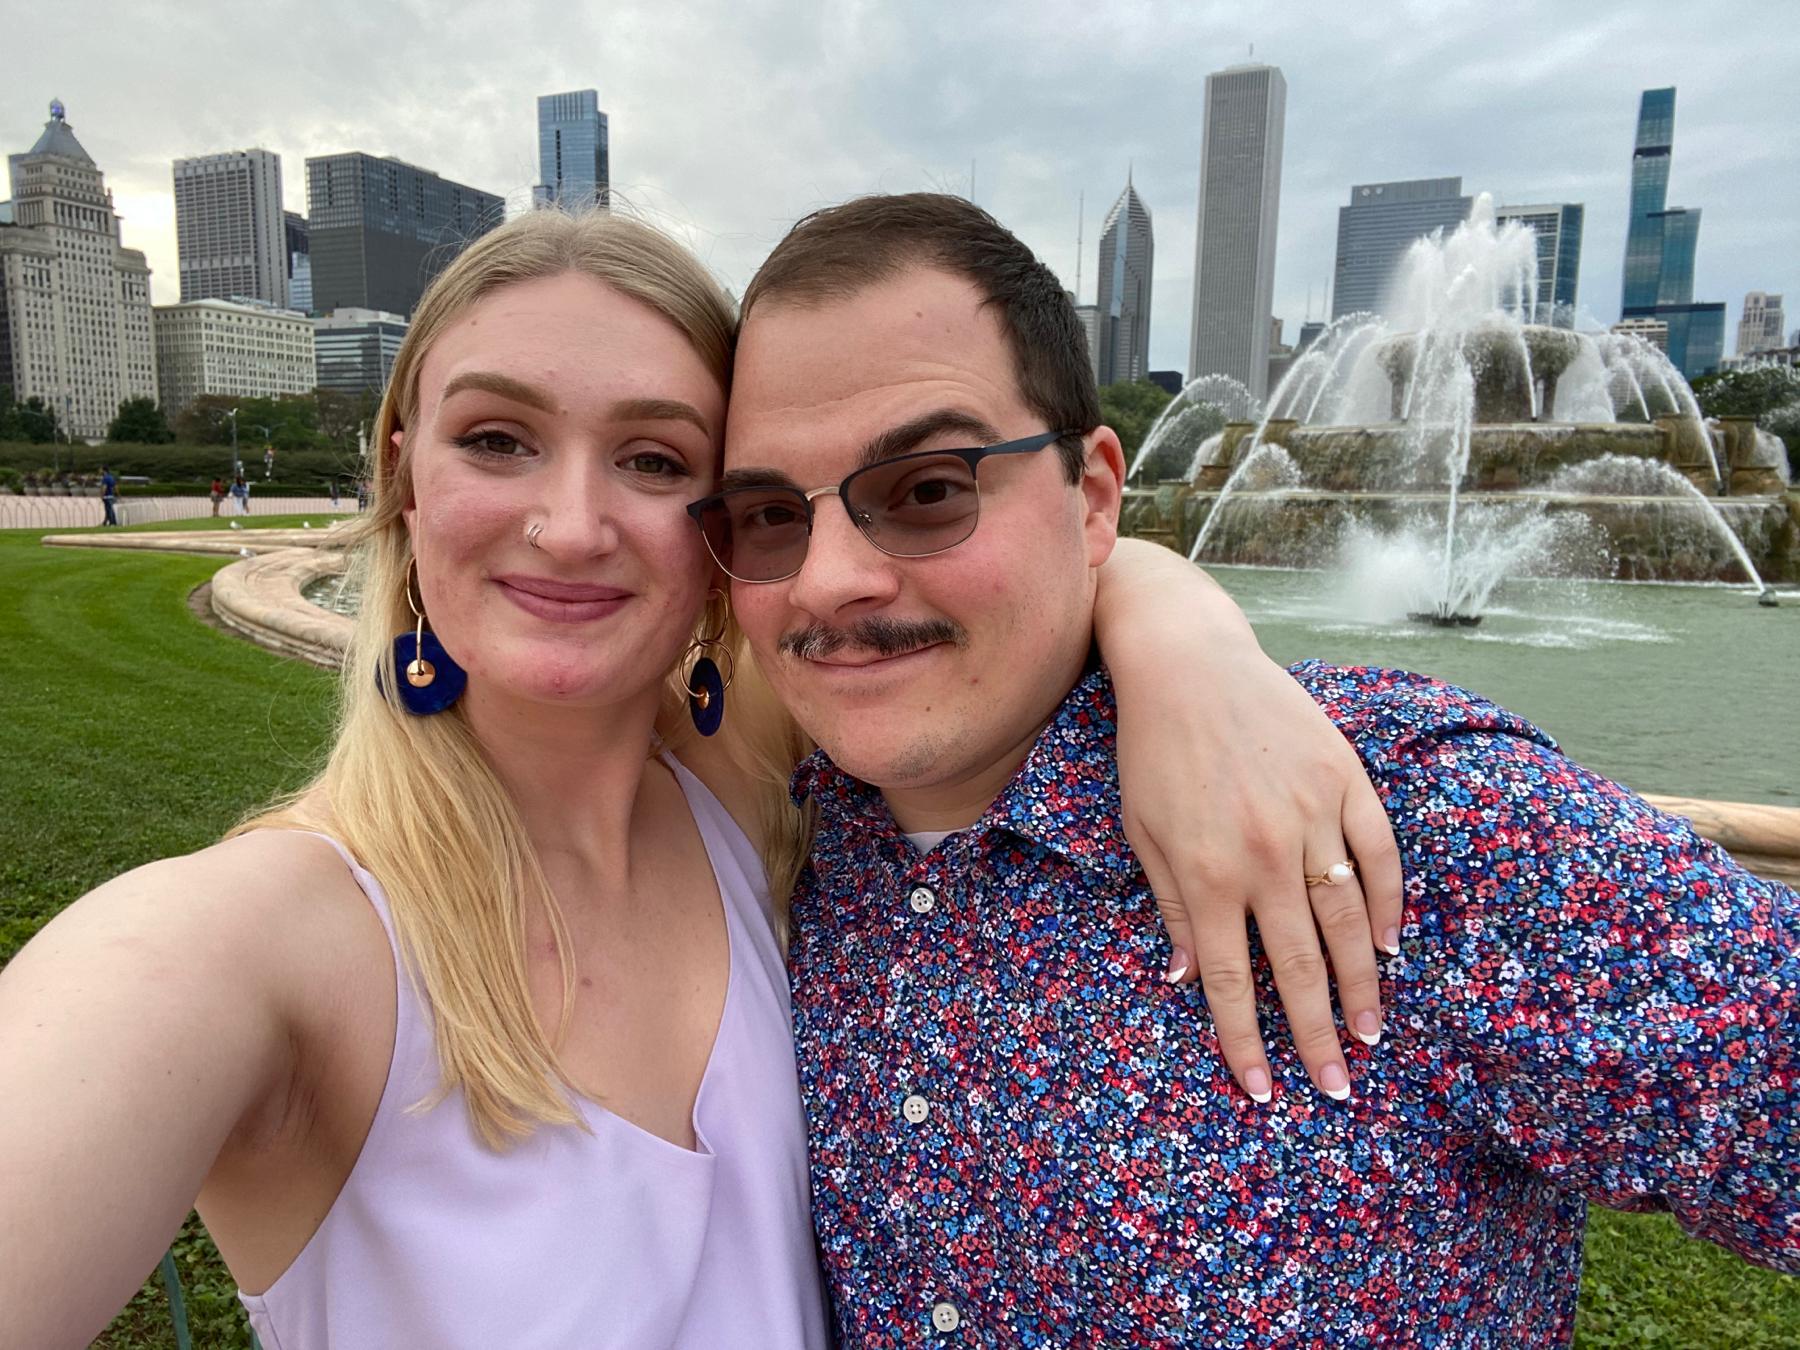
xmin=5 ymin=0 xmax=1794 ymax=372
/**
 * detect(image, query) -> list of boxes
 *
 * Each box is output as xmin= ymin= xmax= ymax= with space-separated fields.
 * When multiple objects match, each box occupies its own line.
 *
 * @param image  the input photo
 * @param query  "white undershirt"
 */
xmin=905 ymin=829 xmax=960 ymax=854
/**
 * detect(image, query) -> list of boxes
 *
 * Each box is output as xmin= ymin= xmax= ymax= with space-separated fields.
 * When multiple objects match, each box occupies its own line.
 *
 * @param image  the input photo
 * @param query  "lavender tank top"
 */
xmin=239 ymin=758 xmax=829 ymax=1349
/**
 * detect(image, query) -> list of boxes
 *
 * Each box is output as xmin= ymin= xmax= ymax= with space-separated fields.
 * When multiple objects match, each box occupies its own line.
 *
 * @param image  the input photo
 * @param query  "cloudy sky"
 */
xmin=5 ymin=0 xmax=1795 ymax=371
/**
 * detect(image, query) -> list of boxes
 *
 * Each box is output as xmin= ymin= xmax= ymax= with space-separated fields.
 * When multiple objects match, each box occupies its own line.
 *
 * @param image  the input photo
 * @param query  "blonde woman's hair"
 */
xmin=237 ymin=208 xmax=812 ymax=1148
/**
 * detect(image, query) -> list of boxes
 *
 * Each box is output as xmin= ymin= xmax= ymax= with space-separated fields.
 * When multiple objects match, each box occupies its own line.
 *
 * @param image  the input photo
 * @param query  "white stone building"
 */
xmin=0 ymin=100 xmax=156 ymax=440
xmin=173 ymin=149 xmax=288 ymax=308
xmin=152 ymin=298 xmax=316 ymax=416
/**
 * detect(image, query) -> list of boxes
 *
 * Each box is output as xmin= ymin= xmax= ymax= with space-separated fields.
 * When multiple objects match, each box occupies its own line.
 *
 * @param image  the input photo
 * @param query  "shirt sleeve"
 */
xmin=1336 ymin=671 xmax=1800 ymax=1272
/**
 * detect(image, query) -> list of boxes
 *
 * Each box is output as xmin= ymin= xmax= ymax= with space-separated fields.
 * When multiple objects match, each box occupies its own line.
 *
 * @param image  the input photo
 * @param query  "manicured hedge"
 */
xmin=0 ymin=441 xmax=366 ymax=485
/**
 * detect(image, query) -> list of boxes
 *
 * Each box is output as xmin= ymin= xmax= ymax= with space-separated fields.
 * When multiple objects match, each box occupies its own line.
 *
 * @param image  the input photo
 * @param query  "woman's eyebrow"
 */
xmin=440 ymin=370 xmax=556 ymax=412
xmin=610 ymin=398 xmax=711 ymax=433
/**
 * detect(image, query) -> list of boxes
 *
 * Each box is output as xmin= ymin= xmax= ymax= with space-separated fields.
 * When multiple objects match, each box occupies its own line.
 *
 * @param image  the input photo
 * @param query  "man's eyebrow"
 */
xmin=855 ymin=409 xmax=1004 ymax=470
xmin=440 ymin=371 xmax=556 ymax=412
xmin=718 ymin=409 xmax=1006 ymax=493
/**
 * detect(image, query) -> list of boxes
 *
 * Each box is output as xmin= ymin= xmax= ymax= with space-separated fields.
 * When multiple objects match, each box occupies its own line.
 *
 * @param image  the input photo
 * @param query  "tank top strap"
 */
xmin=659 ymin=755 xmax=779 ymax=942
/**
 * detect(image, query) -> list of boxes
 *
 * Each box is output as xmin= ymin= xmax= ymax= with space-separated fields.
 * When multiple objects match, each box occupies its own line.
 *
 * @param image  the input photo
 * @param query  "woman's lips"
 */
xmin=493 ymin=574 xmax=633 ymax=623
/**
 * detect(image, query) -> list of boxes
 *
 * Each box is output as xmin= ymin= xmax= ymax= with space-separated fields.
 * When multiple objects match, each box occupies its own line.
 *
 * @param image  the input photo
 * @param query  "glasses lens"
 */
xmin=700 ymin=488 xmax=812 ymax=581
xmin=849 ymin=454 xmax=981 ymax=557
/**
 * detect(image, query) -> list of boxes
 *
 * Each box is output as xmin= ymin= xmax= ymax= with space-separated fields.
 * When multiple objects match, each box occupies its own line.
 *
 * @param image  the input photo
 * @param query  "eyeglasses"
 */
xmin=686 ymin=429 xmax=1079 ymax=583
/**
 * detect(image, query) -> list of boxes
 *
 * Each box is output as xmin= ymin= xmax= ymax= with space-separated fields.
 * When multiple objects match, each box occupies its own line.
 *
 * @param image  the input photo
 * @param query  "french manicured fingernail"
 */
xmin=1354 ymin=1011 xmax=1382 ymax=1046
xmin=1164 ymin=947 xmax=1191 ymax=984
xmin=1244 ymin=1067 xmax=1272 ymax=1103
xmin=1381 ymin=927 xmax=1401 ymax=955
xmin=1318 ymin=1063 xmax=1351 ymax=1101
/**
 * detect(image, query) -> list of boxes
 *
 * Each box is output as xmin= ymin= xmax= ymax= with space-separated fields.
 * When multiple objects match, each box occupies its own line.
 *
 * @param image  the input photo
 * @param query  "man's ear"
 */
xmin=1079 ymin=425 xmax=1126 ymax=570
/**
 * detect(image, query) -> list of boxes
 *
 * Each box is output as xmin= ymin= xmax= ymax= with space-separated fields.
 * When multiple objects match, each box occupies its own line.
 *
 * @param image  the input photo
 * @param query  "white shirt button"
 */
xmin=902 ymin=1094 xmax=930 ymax=1124
xmin=931 ymin=1301 xmax=961 ymax=1333
xmin=908 ymin=886 xmax=936 ymax=914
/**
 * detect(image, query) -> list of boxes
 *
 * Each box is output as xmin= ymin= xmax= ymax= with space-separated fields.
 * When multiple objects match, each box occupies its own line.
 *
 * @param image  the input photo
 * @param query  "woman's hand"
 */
xmin=1095 ymin=539 xmax=1404 ymax=1103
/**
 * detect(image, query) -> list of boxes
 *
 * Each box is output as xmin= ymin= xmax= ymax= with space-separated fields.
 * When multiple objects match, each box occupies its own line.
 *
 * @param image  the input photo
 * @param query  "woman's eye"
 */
xmin=452 ymin=431 xmax=529 ymax=460
xmin=627 ymin=451 xmax=688 ymax=478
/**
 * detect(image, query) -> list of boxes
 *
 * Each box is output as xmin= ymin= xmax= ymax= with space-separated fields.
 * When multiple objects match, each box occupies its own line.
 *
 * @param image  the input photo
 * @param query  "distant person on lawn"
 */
xmin=99 ymin=466 xmax=117 ymax=527
xmin=211 ymin=477 xmax=225 ymax=517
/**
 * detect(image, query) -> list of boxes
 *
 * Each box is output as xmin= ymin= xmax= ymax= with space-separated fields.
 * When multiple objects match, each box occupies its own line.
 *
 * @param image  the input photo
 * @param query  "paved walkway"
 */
xmin=0 ymin=494 xmax=354 ymax=530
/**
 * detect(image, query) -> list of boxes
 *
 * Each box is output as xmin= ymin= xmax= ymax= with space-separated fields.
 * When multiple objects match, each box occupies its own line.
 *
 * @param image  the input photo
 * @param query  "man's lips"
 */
xmin=493 ymin=574 xmax=633 ymax=622
xmin=803 ymin=642 xmax=944 ymax=669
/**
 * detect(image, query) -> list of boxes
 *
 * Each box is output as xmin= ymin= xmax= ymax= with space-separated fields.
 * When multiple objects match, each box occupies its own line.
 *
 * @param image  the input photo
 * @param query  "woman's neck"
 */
xmin=458 ymin=681 xmax=667 ymax=879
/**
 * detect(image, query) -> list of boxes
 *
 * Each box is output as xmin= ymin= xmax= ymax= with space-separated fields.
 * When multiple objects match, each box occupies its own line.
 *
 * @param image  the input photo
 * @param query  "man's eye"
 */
xmin=452 ymin=431 xmax=528 ymax=460
xmin=739 ymin=500 xmax=806 ymax=532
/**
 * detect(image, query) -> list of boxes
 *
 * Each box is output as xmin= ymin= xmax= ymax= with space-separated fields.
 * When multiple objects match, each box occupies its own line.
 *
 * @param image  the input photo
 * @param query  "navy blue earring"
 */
xmin=388 ymin=559 xmax=467 ymax=716
xmin=682 ymin=589 xmax=734 ymax=737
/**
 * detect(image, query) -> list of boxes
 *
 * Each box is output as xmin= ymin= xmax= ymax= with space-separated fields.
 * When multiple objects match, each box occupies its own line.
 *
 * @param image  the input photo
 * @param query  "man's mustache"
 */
xmin=779 ymin=615 xmax=968 ymax=661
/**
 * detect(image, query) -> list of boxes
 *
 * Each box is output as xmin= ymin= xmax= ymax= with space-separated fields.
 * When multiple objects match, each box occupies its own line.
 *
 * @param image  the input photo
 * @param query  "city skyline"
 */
xmin=3 ymin=1 xmax=1795 ymax=378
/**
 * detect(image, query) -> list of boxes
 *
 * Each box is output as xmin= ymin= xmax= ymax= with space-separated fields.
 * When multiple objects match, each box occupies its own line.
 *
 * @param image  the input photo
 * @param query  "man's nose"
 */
xmin=785 ymin=490 xmax=901 ymax=619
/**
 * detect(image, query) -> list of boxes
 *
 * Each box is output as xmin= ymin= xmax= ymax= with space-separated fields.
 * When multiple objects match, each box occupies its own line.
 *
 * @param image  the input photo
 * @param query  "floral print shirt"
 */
xmin=787 ymin=663 xmax=1800 ymax=1348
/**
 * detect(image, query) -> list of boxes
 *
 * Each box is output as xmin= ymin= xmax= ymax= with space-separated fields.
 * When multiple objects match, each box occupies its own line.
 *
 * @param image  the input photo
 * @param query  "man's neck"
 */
xmin=878 ymin=702 xmax=1066 ymax=836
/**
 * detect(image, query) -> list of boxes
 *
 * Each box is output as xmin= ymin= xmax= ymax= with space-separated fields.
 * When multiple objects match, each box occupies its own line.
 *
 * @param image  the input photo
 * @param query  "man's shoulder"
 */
xmin=1285 ymin=660 xmax=1556 ymax=766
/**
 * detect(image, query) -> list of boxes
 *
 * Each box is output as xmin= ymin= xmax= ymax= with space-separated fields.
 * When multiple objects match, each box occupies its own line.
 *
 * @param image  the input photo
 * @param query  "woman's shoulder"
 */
xmin=26 ymin=830 xmax=387 ymax=1009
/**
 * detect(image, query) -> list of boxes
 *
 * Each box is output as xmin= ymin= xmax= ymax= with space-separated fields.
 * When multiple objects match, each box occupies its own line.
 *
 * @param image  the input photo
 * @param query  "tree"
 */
xmin=1690 ymin=365 xmax=1800 ymax=481
xmin=1135 ymin=401 xmax=1228 ymax=482
xmin=1096 ymin=380 xmax=1172 ymax=466
xmin=107 ymin=396 xmax=174 ymax=444
xmin=0 ymin=387 xmax=61 ymax=444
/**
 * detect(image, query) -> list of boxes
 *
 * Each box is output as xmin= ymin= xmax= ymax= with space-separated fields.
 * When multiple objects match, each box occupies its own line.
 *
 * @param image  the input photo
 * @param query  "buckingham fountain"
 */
xmin=1122 ymin=197 xmax=1796 ymax=621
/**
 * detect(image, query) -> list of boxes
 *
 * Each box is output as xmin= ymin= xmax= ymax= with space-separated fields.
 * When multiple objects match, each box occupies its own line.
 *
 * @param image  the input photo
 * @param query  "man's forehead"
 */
xmin=726 ymin=266 xmax=1022 ymax=469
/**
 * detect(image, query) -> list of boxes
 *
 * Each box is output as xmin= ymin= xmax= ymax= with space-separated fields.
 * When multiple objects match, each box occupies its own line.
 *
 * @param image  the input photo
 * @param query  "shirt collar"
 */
xmin=790 ymin=667 xmax=1140 ymax=886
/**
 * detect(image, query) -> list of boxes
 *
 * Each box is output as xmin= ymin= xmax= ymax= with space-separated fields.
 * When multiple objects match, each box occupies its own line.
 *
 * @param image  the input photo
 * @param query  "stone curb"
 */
xmin=208 ymin=547 xmax=354 ymax=669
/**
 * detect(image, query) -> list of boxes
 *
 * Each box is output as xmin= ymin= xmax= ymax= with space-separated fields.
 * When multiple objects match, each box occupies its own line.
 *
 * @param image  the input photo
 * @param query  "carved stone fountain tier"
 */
xmin=1376 ymin=324 xmax=1585 ymax=424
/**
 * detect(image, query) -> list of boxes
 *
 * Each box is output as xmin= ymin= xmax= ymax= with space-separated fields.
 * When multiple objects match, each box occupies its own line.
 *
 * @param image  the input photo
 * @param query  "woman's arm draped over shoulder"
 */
xmin=1093 ymin=538 xmax=1405 ymax=1104
xmin=0 ymin=839 xmax=324 ymax=1349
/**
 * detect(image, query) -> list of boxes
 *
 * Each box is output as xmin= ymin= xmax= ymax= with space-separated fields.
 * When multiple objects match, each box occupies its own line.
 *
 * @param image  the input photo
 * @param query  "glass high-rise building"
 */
xmin=1495 ymin=203 xmax=1584 ymax=327
xmin=284 ymin=210 xmax=311 ymax=314
xmin=533 ymin=90 xmax=610 ymax=209
xmin=305 ymin=153 xmax=503 ymax=317
xmin=1617 ymin=87 xmax=1725 ymax=378
xmin=1188 ymin=63 xmax=1285 ymax=403
xmin=1330 ymin=177 xmax=1472 ymax=321
xmin=1095 ymin=178 xmax=1152 ymax=387
xmin=1621 ymin=88 xmax=1676 ymax=313
xmin=172 ymin=149 xmax=288 ymax=308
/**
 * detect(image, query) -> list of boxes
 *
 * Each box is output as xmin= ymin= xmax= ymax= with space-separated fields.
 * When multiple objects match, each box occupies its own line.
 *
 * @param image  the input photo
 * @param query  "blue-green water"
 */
xmin=1212 ymin=569 xmax=1798 ymax=808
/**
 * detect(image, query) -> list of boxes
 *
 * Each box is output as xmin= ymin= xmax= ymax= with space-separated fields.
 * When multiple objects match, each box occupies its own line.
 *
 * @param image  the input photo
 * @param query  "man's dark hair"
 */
xmin=741 ymin=193 xmax=1100 ymax=483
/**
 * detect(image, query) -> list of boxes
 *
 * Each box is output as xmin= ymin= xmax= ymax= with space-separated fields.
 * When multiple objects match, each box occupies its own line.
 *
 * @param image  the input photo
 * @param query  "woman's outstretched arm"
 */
xmin=0 ymin=836 xmax=339 ymax=1349
xmin=1095 ymin=537 xmax=1405 ymax=1104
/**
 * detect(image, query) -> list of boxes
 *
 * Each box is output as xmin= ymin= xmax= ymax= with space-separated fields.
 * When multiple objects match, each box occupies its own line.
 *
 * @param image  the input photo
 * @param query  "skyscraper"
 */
xmin=1737 ymin=292 xmax=1786 ymax=357
xmin=1616 ymin=87 xmax=1726 ymax=378
xmin=1621 ymin=87 xmax=1676 ymax=313
xmin=1189 ymin=63 xmax=1285 ymax=403
xmin=305 ymin=153 xmax=504 ymax=317
xmin=1331 ymin=178 xmax=1472 ymax=320
xmin=1495 ymin=203 xmax=1584 ymax=327
xmin=285 ymin=210 xmax=312 ymax=314
xmin=533 ymin=90 xmax=610 ymax=209
xmin=0 ymin=100 xmax=156 ymax=438
xmin=1095 ymin=177 xmax=1153 ymax=386
xmin=172 ymin=149 xmax=288 ymax=307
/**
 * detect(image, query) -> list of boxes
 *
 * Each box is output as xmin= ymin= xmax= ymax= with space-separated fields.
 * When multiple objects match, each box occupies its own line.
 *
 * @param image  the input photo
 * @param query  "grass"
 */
xmin=1 ymin=525 xmax=1795 ymax=1346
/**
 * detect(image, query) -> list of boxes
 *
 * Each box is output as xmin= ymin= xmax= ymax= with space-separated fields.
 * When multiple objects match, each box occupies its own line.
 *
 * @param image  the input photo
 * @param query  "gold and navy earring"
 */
xmin=387 ymin=558 xmax=467 ymax=716
xmin=681 ymin=589 xmax=734 ymax=737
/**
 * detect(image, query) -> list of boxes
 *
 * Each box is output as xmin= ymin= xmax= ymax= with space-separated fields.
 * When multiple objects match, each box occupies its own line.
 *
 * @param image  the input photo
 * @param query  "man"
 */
xmin=99 ymin=465 xmax=117 ymax=527
xmin=704 ymin=194 xmax=1799 ymax=1346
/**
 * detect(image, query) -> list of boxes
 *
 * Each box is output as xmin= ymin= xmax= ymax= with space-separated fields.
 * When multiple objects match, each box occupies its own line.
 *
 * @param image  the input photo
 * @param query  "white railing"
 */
xmin=0 ymin=494 xmax=356 ymax=530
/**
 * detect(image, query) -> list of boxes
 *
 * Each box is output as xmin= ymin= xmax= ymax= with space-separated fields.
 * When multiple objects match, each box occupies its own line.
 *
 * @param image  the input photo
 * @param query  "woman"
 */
xmin=0 ymin=210 xmax=1398 ymax=1348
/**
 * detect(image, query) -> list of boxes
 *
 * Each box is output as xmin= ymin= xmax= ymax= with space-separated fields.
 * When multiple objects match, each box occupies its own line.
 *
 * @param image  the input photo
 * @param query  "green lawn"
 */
xmin=0 ymin=525 xmax=1794 ymax=1347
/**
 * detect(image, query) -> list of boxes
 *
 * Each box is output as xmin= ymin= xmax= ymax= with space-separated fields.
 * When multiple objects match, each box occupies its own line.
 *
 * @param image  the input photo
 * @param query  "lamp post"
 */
xmin=227 ymin=407 xmax=240 ymax=478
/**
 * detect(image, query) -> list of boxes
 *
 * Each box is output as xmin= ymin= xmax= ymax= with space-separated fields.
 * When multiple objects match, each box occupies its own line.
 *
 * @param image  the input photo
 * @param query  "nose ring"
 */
xmin=526 ymin=522 xmax=544 ymax=550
